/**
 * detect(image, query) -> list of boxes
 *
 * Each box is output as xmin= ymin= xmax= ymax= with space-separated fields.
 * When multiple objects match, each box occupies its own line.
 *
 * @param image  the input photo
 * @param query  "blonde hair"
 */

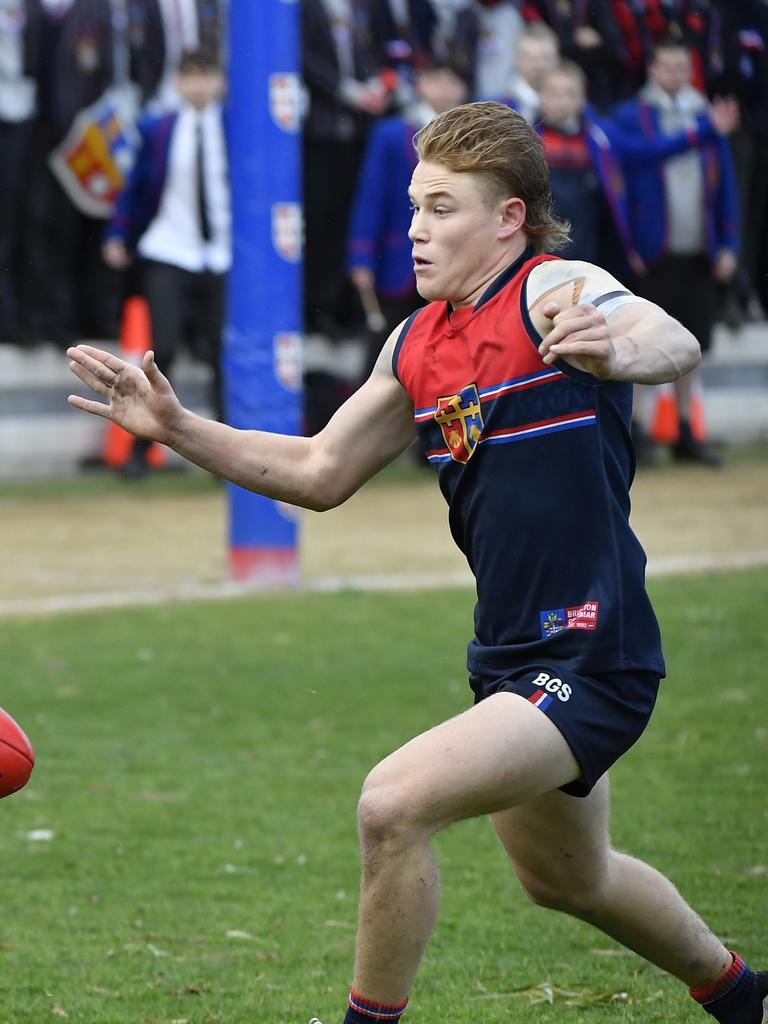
xmin=413 ymin=101 xmax=570 ymax=252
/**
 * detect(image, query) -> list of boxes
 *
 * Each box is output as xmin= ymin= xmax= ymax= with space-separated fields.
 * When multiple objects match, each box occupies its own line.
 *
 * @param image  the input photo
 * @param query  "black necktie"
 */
xmin=196 ymin=118 xmax=211 ymax=242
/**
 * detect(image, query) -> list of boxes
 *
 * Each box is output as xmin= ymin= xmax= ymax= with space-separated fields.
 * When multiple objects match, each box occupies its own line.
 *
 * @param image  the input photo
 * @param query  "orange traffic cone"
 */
xmin=102 ymin=296 xmax=166 ymax=468
xmin=688 ymin=380 xmax=707 ymax=442
xmin=649 ymin=382 xmax=708 ymax=444
xmin=649 ymin=382 xmax=679 ymax=444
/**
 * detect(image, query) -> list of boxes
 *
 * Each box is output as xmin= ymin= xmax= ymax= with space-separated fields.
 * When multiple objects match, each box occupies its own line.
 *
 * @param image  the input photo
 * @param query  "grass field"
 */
xmin=0 ymin=567 xmax=766 ymax=1023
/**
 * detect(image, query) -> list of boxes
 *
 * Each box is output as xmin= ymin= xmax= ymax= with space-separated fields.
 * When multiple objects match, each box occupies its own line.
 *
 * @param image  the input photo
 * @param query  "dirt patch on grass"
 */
xmin=2 ymin=457 xmax=767 ymax=611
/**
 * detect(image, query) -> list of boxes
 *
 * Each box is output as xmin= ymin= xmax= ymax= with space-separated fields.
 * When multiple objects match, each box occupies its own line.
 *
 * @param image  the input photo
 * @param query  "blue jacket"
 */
xmin=105 ymin=112 xmax=176 ymax=250
xmin=575 ymin=106 xmax=721 ymax=275
xmin=611 ymin=97 xmax=739 ymax=268
xmin=346 ymin=115 xmax=420 ymax=300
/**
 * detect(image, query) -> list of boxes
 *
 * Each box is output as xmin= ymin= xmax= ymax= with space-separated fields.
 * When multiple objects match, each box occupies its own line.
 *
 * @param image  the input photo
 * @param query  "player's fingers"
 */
xmin=69 ymin=361 xmax=112 ymax=396
xmin=142 ymin=350 xmax=163 ymax=383
xmin=542 ymin=316 xmax=602 ymax=351
xmin=67 ymin=346 xmax=120 ymax=386
xmin=67 ymin=394 xmax=112 ymax=419
xmin=69 ymin=344 xmax=128 ymax=375
xmin=540 ymin=316 xmax=583 ymax=355
xmin=541 ymin=300 xmax=561 ymax=319
xmin=549 ymin=337 xmax=610 ymax=357
xmin=547 ymin=301 xmax=601 ymax=322
xmin=539 ymin=306 xmax=604 ymax=356
xmin=542 ymin=329 xmax=608 ymax=364
xmin=551 ymin=303 xmax=602 ymax=326
xmin=548 ymin=323 xmax=608 ymax=347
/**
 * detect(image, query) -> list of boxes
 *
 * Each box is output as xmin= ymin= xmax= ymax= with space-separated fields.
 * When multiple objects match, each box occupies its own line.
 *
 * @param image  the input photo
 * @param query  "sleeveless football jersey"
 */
xmin=393 ymin=246 xmax=665 ymax=678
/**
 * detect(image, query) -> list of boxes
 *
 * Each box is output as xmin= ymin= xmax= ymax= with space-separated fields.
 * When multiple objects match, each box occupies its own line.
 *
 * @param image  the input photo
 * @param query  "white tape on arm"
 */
xmin=527 ymin=260 xmax=651 ymax=318
xmin=590 ymin=289 xmax=642 ymax=317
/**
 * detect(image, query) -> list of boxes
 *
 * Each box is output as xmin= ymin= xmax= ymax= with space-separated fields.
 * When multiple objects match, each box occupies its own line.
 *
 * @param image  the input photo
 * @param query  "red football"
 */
xmin=0 ymin=708 xmax=34 ymax=798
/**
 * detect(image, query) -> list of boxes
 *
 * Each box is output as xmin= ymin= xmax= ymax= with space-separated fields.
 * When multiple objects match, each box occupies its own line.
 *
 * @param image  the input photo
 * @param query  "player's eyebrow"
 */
xmin=408 ymin=190 xmax=454 ymax=203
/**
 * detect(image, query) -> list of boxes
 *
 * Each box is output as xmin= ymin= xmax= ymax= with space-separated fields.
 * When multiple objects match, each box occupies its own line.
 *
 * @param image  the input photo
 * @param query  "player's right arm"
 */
xmin=66 ymin=329 xmax=416 ymax=512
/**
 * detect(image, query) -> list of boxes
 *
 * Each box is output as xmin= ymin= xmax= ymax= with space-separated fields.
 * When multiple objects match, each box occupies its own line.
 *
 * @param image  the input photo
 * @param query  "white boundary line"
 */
xmin=1 ymin=550 xmax=768 ymax=620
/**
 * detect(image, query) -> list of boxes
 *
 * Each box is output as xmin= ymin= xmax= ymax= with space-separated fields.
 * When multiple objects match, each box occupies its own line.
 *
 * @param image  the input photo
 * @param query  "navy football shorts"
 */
xmin=469 ymin=664 xmax=660 ymax=798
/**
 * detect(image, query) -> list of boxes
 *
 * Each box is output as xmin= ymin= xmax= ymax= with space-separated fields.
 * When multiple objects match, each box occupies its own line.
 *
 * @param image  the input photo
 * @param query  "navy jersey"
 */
xmin=393 ymin=247 xmax=666 ymax=679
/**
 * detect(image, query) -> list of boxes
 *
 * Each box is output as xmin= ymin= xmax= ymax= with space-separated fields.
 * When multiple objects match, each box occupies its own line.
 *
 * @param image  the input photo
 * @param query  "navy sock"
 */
xmin=691 ymin=953 xmax=767 ymax=1024
xmin=343 ymin=988 xmax=408 ymax=1023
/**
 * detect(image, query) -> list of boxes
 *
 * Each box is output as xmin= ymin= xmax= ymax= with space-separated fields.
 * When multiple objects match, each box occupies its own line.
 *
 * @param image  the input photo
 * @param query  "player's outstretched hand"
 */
xmin=67 ymin=345 xmax=183 ymax=444
xmin=538 ymin=301 xmax=618 ymax=379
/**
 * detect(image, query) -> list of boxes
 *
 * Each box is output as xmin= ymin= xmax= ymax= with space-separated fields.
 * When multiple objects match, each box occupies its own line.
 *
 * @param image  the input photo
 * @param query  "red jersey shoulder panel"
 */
xmin=395 ymin=253 xmax=559 ymax=411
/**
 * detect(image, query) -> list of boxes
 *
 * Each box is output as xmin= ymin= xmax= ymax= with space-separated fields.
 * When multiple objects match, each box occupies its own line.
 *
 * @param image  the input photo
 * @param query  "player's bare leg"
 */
xmin=492 ymin=779 xmax=730 ymax=987
xmin=350 ymin=692 xmax=580 ymax=1005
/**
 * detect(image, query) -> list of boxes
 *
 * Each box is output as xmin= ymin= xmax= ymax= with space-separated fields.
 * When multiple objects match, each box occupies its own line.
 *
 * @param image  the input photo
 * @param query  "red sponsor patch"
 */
xmin=565 ymin=601 xmax=599 ymax=630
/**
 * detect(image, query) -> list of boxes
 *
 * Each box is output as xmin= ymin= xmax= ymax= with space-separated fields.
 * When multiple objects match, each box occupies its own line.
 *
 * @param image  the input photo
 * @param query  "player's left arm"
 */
xmin=526 ymin=260 xmax=701 ymax=383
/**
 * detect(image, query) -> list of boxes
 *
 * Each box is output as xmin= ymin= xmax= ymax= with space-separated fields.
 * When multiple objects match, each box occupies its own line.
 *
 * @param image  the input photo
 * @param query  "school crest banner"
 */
xmin=49 ymin=91 xmax=138 ymax=218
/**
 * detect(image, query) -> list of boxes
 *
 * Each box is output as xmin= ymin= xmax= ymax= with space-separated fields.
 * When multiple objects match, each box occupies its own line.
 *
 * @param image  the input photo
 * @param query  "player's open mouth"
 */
xmin=413 ymin=256 xmax=432 ymax=270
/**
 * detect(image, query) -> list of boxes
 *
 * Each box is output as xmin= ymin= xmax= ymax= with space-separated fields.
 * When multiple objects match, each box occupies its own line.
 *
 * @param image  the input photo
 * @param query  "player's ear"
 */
xmin=499 ymin=197 xmax=526 ymax=239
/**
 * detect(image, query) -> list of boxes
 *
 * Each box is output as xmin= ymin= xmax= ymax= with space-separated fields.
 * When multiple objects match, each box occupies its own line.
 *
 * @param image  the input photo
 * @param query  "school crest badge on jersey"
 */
xmin=434 ymin=384 xmax=483 ymax=463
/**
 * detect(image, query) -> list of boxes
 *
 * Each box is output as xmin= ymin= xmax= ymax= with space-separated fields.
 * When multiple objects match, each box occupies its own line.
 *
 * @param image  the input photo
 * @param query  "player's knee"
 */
xmin=519 ymin=874 xmax=574 ymax=912
xmin=517 ymin=864 xmax=606 ymax=916
xmin=357 ymin=771 xmax=427 ymax=855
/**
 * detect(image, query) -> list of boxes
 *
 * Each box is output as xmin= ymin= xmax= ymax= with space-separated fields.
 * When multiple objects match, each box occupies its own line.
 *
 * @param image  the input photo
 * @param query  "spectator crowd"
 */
xmin=0 ymin=0 xmax=224 ymax=350
xmin=1 ymin=0 xmax=766 ymax=471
